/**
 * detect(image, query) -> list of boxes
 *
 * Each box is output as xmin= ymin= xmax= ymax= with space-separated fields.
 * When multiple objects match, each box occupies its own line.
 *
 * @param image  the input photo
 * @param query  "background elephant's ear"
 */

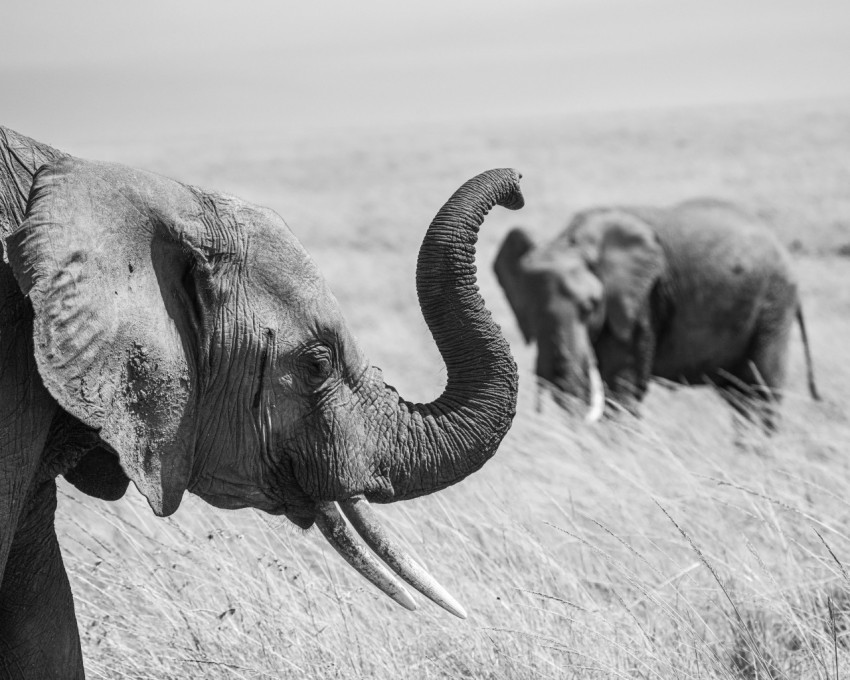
xmin=493 ymin=227 xmax=537 ymax=343
xmin=572 ymin=211 xmax=664 ymax=343
xmin=8 ymin=157 xmax=207 ymax=516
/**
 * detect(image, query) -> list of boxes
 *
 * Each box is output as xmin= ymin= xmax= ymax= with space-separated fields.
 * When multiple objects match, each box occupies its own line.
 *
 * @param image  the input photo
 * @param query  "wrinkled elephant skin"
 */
xmin=0 ymin=126 xmax=523 ymax=678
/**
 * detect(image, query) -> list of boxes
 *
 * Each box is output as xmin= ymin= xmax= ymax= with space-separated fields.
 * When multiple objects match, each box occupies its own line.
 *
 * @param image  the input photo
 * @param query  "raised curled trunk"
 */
xmin=374 ymin=169 xmax=524 ymax=501
xmin=317 ymin=170 xmax=526 ymax=617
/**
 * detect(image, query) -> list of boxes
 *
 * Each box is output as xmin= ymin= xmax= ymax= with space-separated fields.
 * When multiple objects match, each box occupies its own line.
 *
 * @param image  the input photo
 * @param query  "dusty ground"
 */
xmin=58 ymin=98 xmax=850 ymax=678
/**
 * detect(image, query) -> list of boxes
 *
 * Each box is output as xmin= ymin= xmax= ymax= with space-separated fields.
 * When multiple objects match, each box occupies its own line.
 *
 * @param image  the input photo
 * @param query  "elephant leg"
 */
xmin=716 ymin=384 xmax=773 ymax=441
xmin=625 ymin=316 xmax=655 ymax=404
xmin=0 ymin=479 xmax=83 ymax=680
xmin=596 ymin=317 xmax=655 ymax=416
xmin=606 ymin=375 xmax=641 ymax=416
xmin=716 ymin=375 xmax=779 ymax=434
xmin=715 ymin=360 xmax=783 ymax=434
xmin=747 ymin=329 xmax=790 ymax=399
xmin=735 ymin=321 xmax=793 ymax=432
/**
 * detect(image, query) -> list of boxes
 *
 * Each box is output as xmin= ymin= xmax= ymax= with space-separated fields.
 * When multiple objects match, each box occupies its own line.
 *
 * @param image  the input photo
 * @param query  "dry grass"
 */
xmin=59 ymin=98 xmax=850 ymax=678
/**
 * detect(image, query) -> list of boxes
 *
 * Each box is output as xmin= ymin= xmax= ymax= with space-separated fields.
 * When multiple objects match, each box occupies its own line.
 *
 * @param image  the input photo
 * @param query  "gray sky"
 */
xmin=3 ymin=0 xmax=849 ymax=147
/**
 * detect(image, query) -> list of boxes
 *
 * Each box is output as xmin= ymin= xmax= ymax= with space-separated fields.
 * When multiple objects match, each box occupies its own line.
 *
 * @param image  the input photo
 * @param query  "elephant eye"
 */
xmin=301 ymin=344 xmax=334 ymax=386
xmin=578 ymin=296 xmax=600 ymax=321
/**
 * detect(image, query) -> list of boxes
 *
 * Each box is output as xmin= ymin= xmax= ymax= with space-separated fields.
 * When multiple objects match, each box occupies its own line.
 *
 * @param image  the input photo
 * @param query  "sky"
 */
xmin=2 ymin=0 xmax=849 ymax=148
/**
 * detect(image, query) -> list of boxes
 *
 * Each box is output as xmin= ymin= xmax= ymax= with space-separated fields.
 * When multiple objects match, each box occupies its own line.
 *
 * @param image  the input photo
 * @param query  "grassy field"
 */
xmin=58 ymin=98 xmax=850 ymax=678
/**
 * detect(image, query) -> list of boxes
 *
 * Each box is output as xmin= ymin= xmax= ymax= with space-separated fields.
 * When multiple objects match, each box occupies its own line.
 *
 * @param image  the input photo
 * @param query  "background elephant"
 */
xmin=494 ymin=199 xmax=819 ymax=424
xmin=0 ymin=126 xmax=523 ymax=678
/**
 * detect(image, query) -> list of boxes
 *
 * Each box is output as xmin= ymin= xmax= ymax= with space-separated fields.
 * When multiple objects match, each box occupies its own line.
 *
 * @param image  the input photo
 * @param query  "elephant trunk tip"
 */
xmin=493 ymin=169 xmax=525 ymax=211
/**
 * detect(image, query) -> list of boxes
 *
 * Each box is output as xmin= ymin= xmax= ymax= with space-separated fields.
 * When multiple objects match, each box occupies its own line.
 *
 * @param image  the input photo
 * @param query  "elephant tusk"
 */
xmin=585 ymin=364 xmax=605 ymax=424
xmin=339 ymin=495 xmax=468 ymax=619
xmin=314 ymin=501 xmax=417 ymax=612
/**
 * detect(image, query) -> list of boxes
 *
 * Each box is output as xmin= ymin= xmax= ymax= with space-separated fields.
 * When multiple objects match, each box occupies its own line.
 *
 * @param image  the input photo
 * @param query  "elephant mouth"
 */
xmin=273 ymin=462 xmax=466 ymax=618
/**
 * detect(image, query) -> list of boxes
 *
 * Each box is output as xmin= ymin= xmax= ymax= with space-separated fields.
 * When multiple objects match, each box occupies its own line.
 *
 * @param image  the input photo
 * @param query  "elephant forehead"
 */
xmin=240 ymin=213 xmax=364 ymax=362
xmin=244 ymin=211 xmax=329 ymax=304
xmin=523 ymin=246 xmax=583 ymax=272
xmin=523 ymin=248 xmax=598 ymax=296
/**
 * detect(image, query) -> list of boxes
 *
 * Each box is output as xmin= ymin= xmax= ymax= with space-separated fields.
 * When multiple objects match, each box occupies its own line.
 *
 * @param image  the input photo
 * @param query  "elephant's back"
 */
xmin=645 ymin=199 xmax=783 ymax=259
xmin=645 ymin=200 xmax=797 ymax=381
xmin=647 ymin=199 xmax=793 ymax=288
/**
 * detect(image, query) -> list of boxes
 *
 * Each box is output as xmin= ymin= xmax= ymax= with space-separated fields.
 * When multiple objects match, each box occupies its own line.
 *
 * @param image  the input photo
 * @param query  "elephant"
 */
xmin=0 ymin=125 xmax=524 ymax=678
xmin=494 ymin=199 xmax=819 ymax=425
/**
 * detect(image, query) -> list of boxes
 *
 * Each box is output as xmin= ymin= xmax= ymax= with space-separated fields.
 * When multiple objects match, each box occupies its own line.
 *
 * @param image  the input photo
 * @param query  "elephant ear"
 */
xmin=493 ymin=227 xmax=537 ymax=343
xmin=569 ymin=210 xmax=664 ymax=343
xmin=8 ymin=157 xmax=212 ymax=516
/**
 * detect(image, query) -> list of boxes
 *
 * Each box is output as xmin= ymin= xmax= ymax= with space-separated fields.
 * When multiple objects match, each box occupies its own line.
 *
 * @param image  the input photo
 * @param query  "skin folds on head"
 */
xmin=0 ymin=123 xmax=525 ymax=676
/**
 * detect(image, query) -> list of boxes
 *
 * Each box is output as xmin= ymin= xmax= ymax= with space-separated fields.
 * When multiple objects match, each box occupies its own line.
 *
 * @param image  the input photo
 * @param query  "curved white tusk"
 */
xmin=314 ymin=501 xmax=417 ymax=611
xmin=340 ymin=495 xmax=468 ymax=619
xmin=584 ymin=364 xmax=605 ymax=424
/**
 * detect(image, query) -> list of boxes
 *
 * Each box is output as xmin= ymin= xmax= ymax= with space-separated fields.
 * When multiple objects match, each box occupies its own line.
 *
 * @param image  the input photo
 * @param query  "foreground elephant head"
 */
xmin=0 ymin=126 xmax=523 ymax=661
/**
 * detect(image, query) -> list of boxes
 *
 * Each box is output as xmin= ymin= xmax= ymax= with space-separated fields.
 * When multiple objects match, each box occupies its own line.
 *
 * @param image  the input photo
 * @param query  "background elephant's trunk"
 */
xmin=536 ymin=319 xmax=604 ymax=421
xmin=370 ymin=169 xmax=523 ymax=502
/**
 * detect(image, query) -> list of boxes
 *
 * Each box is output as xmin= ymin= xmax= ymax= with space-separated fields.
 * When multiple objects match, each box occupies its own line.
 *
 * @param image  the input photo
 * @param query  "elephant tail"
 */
xmin=796 ymin=304 xmax=821 ymax=401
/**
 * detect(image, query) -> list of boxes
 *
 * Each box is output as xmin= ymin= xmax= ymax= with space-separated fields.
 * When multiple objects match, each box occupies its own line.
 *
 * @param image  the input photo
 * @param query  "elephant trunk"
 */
xmin=537 ymin=320 xmax=605 ymax=422
xmin=378 ymin=168 xmax=523 ymax=500
xmin=314 ymin=170 xmax=523 ymax=617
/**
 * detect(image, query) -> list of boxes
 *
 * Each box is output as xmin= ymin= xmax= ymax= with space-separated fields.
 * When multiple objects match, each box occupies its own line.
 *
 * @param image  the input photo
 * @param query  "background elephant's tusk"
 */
xmin=585 ymin=365 xmax=605 ymax=424
xmin=314 ymin=501 xmax=417 ymax=612
xmin=339 ymin=495 xmax=468 ymax=619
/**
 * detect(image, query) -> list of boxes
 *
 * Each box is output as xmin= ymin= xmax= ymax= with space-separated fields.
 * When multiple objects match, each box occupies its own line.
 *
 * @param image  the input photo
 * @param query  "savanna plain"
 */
xmin=58 ymin=99 xmax=850 ymax=678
